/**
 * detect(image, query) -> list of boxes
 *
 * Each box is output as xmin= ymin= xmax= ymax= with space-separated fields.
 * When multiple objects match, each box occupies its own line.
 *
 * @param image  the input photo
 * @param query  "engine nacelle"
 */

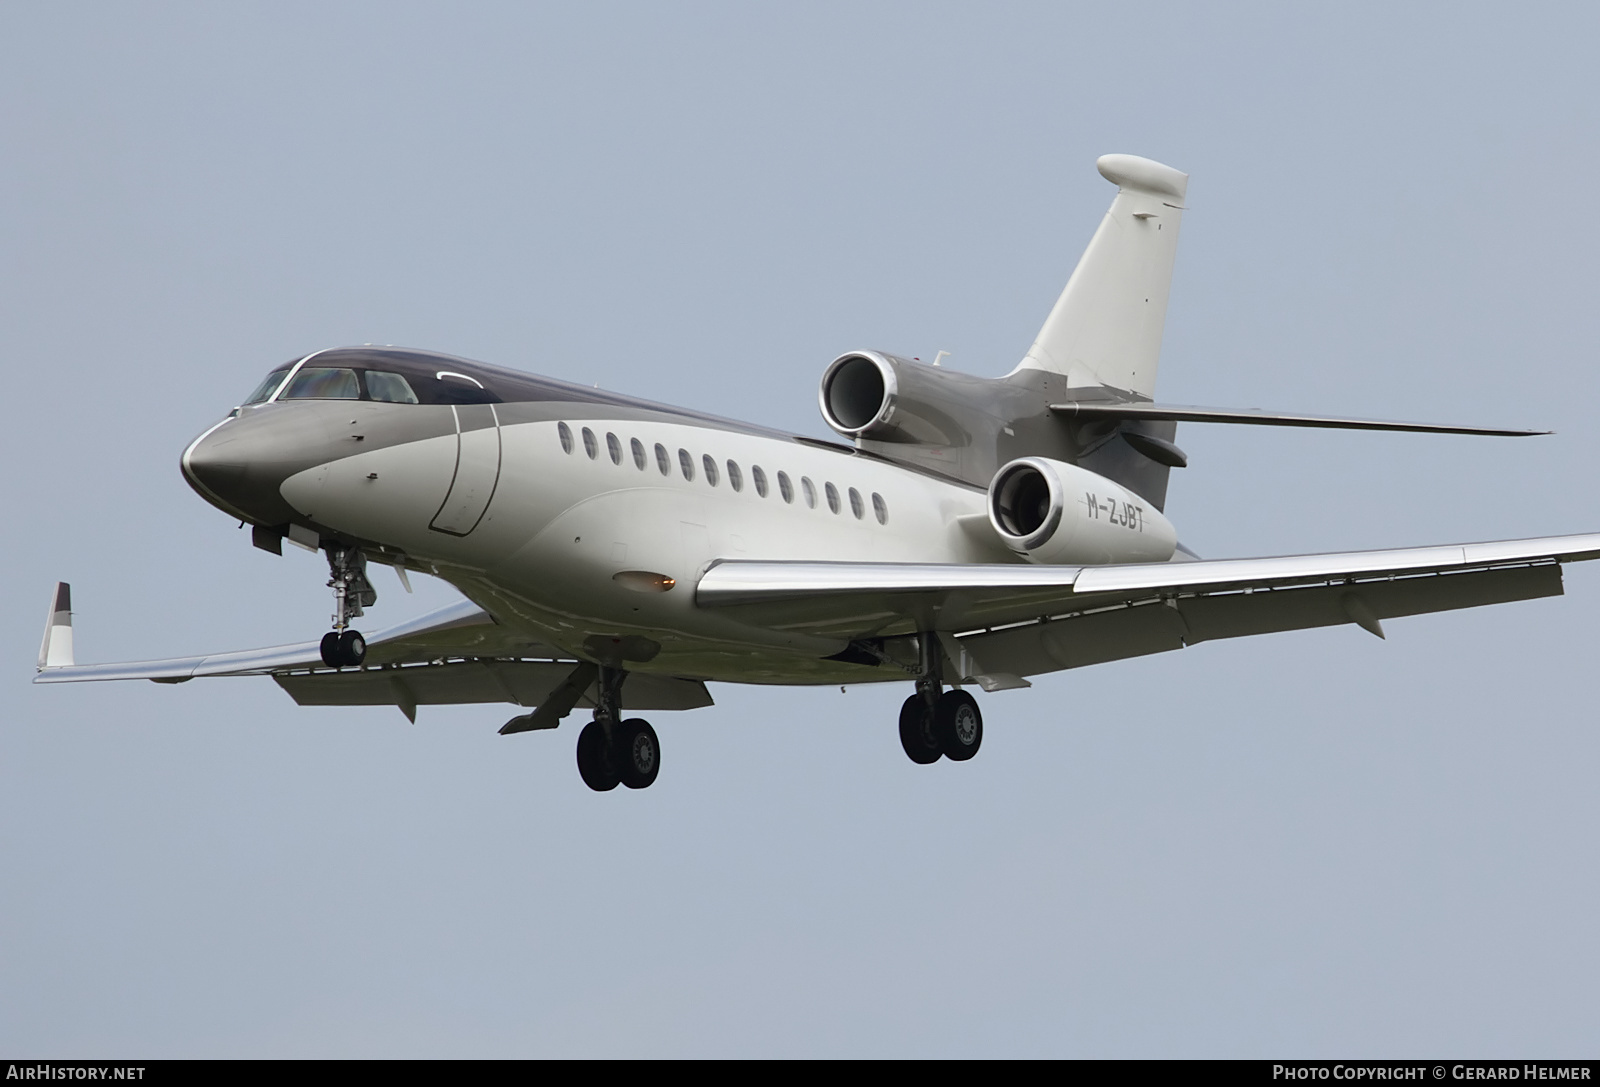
xmin=987 ymin=456 xmax=1178 ymax=565
xmin=819 ymin=350 xmax=1002 ymax=446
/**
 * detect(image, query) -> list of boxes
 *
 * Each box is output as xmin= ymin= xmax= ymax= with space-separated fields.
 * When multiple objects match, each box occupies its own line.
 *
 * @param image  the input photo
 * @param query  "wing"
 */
xmin=32 ymin=585 xmax=711 ymax=719
xmin=696 ymin=533 xmax=1600 ymax=686
xmin=33 ymin=594 xmax=524 ymax=682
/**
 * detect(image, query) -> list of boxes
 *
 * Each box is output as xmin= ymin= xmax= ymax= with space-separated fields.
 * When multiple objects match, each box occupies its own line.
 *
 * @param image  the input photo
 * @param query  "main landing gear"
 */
xmin=575 ymin=665 xmax=660 ymax=791
xmin=897 ymin=633 xmax=984 ymax=765
xmin=319 ymin=544 xmax=375 ymax=668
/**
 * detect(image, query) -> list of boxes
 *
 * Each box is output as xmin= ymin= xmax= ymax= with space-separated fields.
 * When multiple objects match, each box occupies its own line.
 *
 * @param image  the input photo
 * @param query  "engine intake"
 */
xmin=987 ymin=457 xmax=1177 ymax=565
xmin=819 ymin=352 xmax=896 ymax=436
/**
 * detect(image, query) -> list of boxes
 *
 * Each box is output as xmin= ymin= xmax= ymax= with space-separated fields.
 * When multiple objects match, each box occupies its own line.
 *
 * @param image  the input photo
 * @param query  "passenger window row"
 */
xmin=557 ymin=422 xmax=888 ymax=524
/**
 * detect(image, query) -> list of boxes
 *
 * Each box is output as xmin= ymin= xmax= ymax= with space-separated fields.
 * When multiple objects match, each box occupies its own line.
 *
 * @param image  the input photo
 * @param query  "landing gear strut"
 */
xmin=898 ymin=633 xmax=983 ymax=764
xmin=319 ymin=544 xmax=375 ymax=668
xmin=575 ymin=664 xmax=661 ymax=791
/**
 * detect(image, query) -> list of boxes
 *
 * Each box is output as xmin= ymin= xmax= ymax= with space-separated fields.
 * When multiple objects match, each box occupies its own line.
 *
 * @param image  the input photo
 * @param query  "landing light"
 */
xmin=613 ymin=571 xmax=676 ymax=593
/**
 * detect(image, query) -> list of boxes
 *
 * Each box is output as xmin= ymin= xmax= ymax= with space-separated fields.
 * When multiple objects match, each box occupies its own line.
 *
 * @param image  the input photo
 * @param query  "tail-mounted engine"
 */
xmin=820 ymin=350 xmax=1024 ymax=448
xmin=818 ymin=348 xmax=1179 ymax=513
xmin=986 ymin=456 xmax=1177 ymax=565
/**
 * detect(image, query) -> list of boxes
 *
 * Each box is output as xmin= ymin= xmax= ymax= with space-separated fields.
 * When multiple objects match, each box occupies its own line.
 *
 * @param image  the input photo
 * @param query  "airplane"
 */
xmin=34 ymin=153 xmax=1600 ymax=792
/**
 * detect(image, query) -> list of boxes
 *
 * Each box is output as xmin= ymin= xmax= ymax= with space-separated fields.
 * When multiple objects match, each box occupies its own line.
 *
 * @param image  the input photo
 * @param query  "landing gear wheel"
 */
xmin=616 ymin=718 xmax=660 ymax=790
xmin=936 ymin=690 xmax=983 ymax=761
xmin=338 ymin=629 xmax=366 ymax=666
xmin=576 ymin=721 xmax=620 ymax=792
xmin=320 ymin=630 xmax=366 ymax=667
xmin=898 ymin=695 xmax=943 ymax=764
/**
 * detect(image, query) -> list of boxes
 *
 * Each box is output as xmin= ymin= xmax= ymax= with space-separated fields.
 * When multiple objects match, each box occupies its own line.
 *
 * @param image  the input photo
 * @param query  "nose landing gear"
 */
xmin=320 ymin=629 xmax=367 ymax=669
xmin=318 ymin=544 xmax=374 ymax=668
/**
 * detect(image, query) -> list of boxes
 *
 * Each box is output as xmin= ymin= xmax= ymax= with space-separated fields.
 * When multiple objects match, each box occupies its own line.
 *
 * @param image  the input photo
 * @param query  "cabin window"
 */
xmin=606 ymin=432 xmax=622 ymax=465
xmin=281 ymin=367 xmax=360 ymax=400
xmin=364 ymin=371 xmax=419 ymax=404
xmin=655 ymin=443 xmax=671 ymax=475
xmin=848 ymin=487 xmax=864 ymax=519
xmin=777 ymin=471 xmax=793 ymax=503
xmin=727 ymin=460 xmax=743 ymax=492
xmin=678 ymin=448 xmax=695 ymax=481
xmin=631 ymin=438 xmax=647 ymax=470
xmin=703 ymin=455 xmax=719 ymax=487
xmin=801 ymin=477 xmax=817 ymax=509
xmin=872 ymin=492 xmax=888 ymax=525
xmin=752 ymin=465 xmax=768 ymax=497
xmin=825 ymin=482 xmax=841 ymax=514
xmin=558 ymin=422 xmax=574 ymax=454
xmin=582 ymin=427 xmax=598 ymax=460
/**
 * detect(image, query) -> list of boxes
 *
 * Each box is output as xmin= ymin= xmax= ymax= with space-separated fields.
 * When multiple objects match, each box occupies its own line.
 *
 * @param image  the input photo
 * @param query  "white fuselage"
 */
xmin=279 ymin=412 xmax=1032 ymax=682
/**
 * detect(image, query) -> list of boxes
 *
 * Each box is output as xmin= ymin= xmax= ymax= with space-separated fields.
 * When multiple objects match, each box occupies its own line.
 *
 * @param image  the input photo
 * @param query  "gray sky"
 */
xmin=3 ymin=2 xmax=1598 ymax=1057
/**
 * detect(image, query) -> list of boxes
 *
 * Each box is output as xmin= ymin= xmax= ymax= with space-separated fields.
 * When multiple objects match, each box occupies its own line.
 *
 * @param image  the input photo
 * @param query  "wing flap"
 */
xmin=1177 ymin=562 xmax=1563 ymax=644
xmin=275 ymin=661 xmax=712 ymax=712
xmin=953 ymin=562 xmax=1565 ymax=678
xmin=959 ymin=601 xmax=1188 ymax=676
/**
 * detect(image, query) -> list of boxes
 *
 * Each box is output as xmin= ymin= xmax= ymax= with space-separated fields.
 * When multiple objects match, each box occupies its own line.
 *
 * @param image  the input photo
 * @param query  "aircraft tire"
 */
xmin=339 ymin=629 xmax=367 ymax=667
xmin=898 ymin=695 xmax=943 ymax=764
xmin=616 ymin=718 xmax=661 ymax=790
xmin=936 ymin=690 xmax=982 ymax=762
xmin=320 ymin=632 xmax=341 ymax=668
xmin=576 ymin=721 xmax=621 ymax=792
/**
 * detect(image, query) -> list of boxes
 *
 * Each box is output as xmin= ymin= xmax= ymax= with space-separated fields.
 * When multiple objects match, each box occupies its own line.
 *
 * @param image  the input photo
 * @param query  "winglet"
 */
xmin=38 ymin=582 xmax=74 ymax=670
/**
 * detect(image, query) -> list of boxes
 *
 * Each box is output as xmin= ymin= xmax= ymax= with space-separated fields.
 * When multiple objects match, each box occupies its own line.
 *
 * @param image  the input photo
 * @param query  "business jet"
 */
xmin=35 ymin=154 xmax=1600 ymax=791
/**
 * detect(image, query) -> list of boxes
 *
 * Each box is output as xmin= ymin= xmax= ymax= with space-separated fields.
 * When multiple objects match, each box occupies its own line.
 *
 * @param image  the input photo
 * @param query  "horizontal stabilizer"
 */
xmin=1050 ymin=401 xmax=1548 ymax=437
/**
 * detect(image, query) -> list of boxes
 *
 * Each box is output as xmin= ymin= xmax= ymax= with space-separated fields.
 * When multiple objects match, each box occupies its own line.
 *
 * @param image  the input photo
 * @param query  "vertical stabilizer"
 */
xmin=38 ymin=582 xmax=74 ymax=670
xmin=1013 ymin=154 xmax=1188 ymax=398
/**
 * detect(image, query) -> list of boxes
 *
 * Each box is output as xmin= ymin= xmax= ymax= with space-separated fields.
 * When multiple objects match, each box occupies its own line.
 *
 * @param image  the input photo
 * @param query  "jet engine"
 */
xmin=986 ymin=456 xmax=1178 ymax=565
xmin=819 ymin=350 xmax=1019 ymax=447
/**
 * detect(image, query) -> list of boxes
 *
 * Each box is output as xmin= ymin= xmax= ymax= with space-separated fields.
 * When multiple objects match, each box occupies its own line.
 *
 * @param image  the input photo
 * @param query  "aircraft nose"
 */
xmin=180 ymin=413 xmax=309 ymax=527
xmin=182 ymin=420 xmax=251 ymax=516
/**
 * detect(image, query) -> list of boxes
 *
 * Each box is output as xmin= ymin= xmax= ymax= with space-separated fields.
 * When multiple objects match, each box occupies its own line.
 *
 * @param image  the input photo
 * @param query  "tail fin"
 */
xmin=38 ymin=582 xmax=74 ymax=670
xmin=1013 ymin=154 xmax=1188 ymax=399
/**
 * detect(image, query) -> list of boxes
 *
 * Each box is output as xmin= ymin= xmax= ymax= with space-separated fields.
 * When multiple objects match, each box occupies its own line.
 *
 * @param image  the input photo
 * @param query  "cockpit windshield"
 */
xmin=241 ymin=364 xmax=424 ymax=406
xmin=242 ymin=368 xmax=291 ymax=405
xmin=281 ymin=367 xmax=360 ymax=400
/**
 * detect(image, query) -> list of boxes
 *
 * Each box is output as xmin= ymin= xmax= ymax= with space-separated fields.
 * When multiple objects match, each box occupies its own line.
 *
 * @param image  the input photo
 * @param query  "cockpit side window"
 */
xmin=281 ymin=367 xmax=361 ymax=400
xmin=428 ymin=373 xmax=501 ymax=405
xmin=243 ymin=368 xmax=292 ymax=405
xmin=364 ymin=371 xmax=419 ymax=404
